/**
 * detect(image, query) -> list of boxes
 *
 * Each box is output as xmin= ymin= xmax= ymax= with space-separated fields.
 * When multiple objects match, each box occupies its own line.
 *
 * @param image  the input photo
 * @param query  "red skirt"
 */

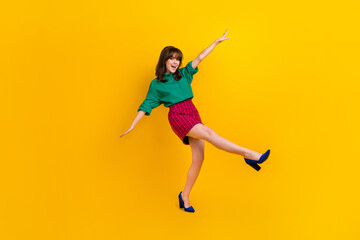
xmin=168 ymin=98 xmax=203 ymax=145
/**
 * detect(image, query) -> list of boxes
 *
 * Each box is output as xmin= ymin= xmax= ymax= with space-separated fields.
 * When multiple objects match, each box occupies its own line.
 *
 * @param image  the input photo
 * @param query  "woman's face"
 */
xmin=165 ymin=55 xmax=180 ymax=74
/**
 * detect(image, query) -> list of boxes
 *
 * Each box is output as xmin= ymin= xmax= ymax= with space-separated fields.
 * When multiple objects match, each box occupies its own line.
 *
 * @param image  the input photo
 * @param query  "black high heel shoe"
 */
xmin=244 ymin=149 xmax=270 ymax=171
xmin=178 ymin=191 xmax=195 ymax=212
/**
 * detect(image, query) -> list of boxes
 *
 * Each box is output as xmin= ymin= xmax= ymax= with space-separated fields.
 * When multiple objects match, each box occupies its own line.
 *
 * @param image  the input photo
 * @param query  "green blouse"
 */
xmin=137 ymin=61 xmax=199 ymax=116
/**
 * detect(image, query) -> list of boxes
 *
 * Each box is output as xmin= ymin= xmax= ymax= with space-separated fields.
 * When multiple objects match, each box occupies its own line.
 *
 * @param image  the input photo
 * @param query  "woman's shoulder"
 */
xmin=149 ymin=78 xmax=161 ymax=88
xmin=151 ymin=78 xmax=159 ymax=84
xmin=178 ymin=61 xmax=192 ymax=74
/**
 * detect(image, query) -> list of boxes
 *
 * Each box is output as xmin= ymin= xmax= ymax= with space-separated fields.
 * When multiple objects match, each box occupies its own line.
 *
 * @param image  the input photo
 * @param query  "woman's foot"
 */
xmin=181 ymin=192 xmax=191 ymax=208
xmin=244 ymin=151 xmax=262 ymax=161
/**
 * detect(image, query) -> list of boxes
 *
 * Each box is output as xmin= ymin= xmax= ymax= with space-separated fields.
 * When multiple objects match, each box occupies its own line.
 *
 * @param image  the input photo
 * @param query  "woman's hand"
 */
xmin=215 ymin=28 xmax=230 ymax=43
xmin=120 ymin=125 xmax=134 ymax=137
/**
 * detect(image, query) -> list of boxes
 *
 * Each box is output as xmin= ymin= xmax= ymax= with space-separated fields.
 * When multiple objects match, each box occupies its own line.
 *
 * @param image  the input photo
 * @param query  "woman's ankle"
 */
xmin=244 ymin=151 xmax=261 ymax=160
xmin=182 ymin=191 xmax=190 ymax=199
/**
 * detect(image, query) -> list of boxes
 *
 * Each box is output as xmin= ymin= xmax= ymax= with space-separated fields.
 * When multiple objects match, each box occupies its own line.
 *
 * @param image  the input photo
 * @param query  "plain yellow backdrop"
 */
xmin=1 ymin=0 xmax=359 ymax=239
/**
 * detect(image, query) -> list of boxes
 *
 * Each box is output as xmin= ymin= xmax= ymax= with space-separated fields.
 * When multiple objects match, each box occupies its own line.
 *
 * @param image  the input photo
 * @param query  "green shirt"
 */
xmin=137 ymin=61 xmax=199 ymax=116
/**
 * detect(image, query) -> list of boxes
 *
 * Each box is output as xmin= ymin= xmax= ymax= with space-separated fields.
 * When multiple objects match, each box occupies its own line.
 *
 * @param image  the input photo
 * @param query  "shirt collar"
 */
xmin=163 ymin=72 xmax=174 ymax=77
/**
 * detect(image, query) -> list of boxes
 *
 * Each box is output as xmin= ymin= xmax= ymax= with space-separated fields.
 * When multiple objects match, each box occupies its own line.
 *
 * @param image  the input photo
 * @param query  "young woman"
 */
xmin=121 ymin=28 xmax=271 ymax=213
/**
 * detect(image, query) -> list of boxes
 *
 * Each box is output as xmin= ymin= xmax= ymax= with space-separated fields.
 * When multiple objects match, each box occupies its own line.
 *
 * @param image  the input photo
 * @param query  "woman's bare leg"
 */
xmin=186 ymin=123 xmax=262 ymax=160
xmin=181 ymin=136 xmax=205 ymax=209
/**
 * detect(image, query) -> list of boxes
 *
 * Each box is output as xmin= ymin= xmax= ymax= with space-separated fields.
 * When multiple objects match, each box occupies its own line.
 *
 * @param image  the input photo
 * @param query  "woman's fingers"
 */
xmin=217 ymin=36 xmax=230 ymax=43
xmin=120 ymin=127 xmax=134 ymax=137
xmin=120 ymin=130 xmax=130 ymax=137
xmin=217 ymin=28 xmax=229 ymax=42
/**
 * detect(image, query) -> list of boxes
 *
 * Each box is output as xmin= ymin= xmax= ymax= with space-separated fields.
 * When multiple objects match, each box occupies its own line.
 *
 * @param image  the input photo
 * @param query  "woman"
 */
xmin=121 ymin=28 xmax=271 ymax=213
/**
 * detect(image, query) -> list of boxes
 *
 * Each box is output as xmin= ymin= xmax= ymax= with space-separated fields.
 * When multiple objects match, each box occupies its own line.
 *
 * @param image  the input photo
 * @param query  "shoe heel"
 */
xmin=179 ymin=198 xmax=184 ymax=208
xmin=247 ymin=162 xmax=261 ymax=171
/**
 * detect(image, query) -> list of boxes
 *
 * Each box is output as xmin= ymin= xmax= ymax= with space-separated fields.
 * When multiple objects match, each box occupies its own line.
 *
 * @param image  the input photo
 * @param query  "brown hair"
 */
xmin=155 ymin=46 xmax=183 ymax=82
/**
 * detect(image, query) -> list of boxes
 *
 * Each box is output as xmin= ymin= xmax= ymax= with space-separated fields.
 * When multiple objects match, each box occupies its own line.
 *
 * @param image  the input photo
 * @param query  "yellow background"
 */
xmin=1 ymin=0 xmax=359 ymax=239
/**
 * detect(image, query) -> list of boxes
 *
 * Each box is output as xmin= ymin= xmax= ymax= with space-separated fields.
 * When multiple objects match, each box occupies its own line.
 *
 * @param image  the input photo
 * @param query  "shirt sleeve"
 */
xmin=137 ymin=81 xmax=161 ymax=116
xmin=180 ymin=61 xmax=199 ymax=84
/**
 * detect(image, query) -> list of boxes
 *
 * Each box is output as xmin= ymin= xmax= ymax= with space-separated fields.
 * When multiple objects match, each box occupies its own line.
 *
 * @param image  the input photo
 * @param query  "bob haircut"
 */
xmin=156 ymin=46 xmax=183 ymax=83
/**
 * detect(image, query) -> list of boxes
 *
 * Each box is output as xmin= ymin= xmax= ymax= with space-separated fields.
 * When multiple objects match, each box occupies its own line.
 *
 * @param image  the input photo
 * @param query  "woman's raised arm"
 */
xmin=192 ymin=28 xmax=230 ymax=69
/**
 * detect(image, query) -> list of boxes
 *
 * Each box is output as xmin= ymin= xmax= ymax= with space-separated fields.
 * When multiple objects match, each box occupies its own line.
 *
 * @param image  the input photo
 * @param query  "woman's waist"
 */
xmin=169 ymin=98 xmax=192 ymax=107
xmin=168 ymin=98 xmax=198 ymax=113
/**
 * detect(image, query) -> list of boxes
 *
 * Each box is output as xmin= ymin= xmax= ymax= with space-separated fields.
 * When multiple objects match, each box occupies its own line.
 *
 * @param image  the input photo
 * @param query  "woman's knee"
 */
xmin=199 ymin=125 xmax=216 ymax=141
xmin=192 ymin=153 xmax=205 ymax=165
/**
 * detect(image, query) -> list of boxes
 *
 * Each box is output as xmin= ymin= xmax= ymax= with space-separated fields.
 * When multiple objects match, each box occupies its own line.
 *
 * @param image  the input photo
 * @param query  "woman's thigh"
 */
xmin=188 ymin=136 xmax=205 ymax=162
xmin=186 ymin=123 xmax=215 ymax=141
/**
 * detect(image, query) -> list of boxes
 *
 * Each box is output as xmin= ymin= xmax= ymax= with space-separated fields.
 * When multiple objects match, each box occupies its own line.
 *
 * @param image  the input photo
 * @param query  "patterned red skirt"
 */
xmin=168 ymin=98 xmax=203 ymax=145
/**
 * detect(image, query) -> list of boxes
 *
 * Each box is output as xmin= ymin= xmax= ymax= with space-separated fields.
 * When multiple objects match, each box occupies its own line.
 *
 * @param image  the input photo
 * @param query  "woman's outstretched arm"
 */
xmin=192 ymin=28 xmax=230 ymax=69
xmin=120 ymin=110 xmax=146 ymax=137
